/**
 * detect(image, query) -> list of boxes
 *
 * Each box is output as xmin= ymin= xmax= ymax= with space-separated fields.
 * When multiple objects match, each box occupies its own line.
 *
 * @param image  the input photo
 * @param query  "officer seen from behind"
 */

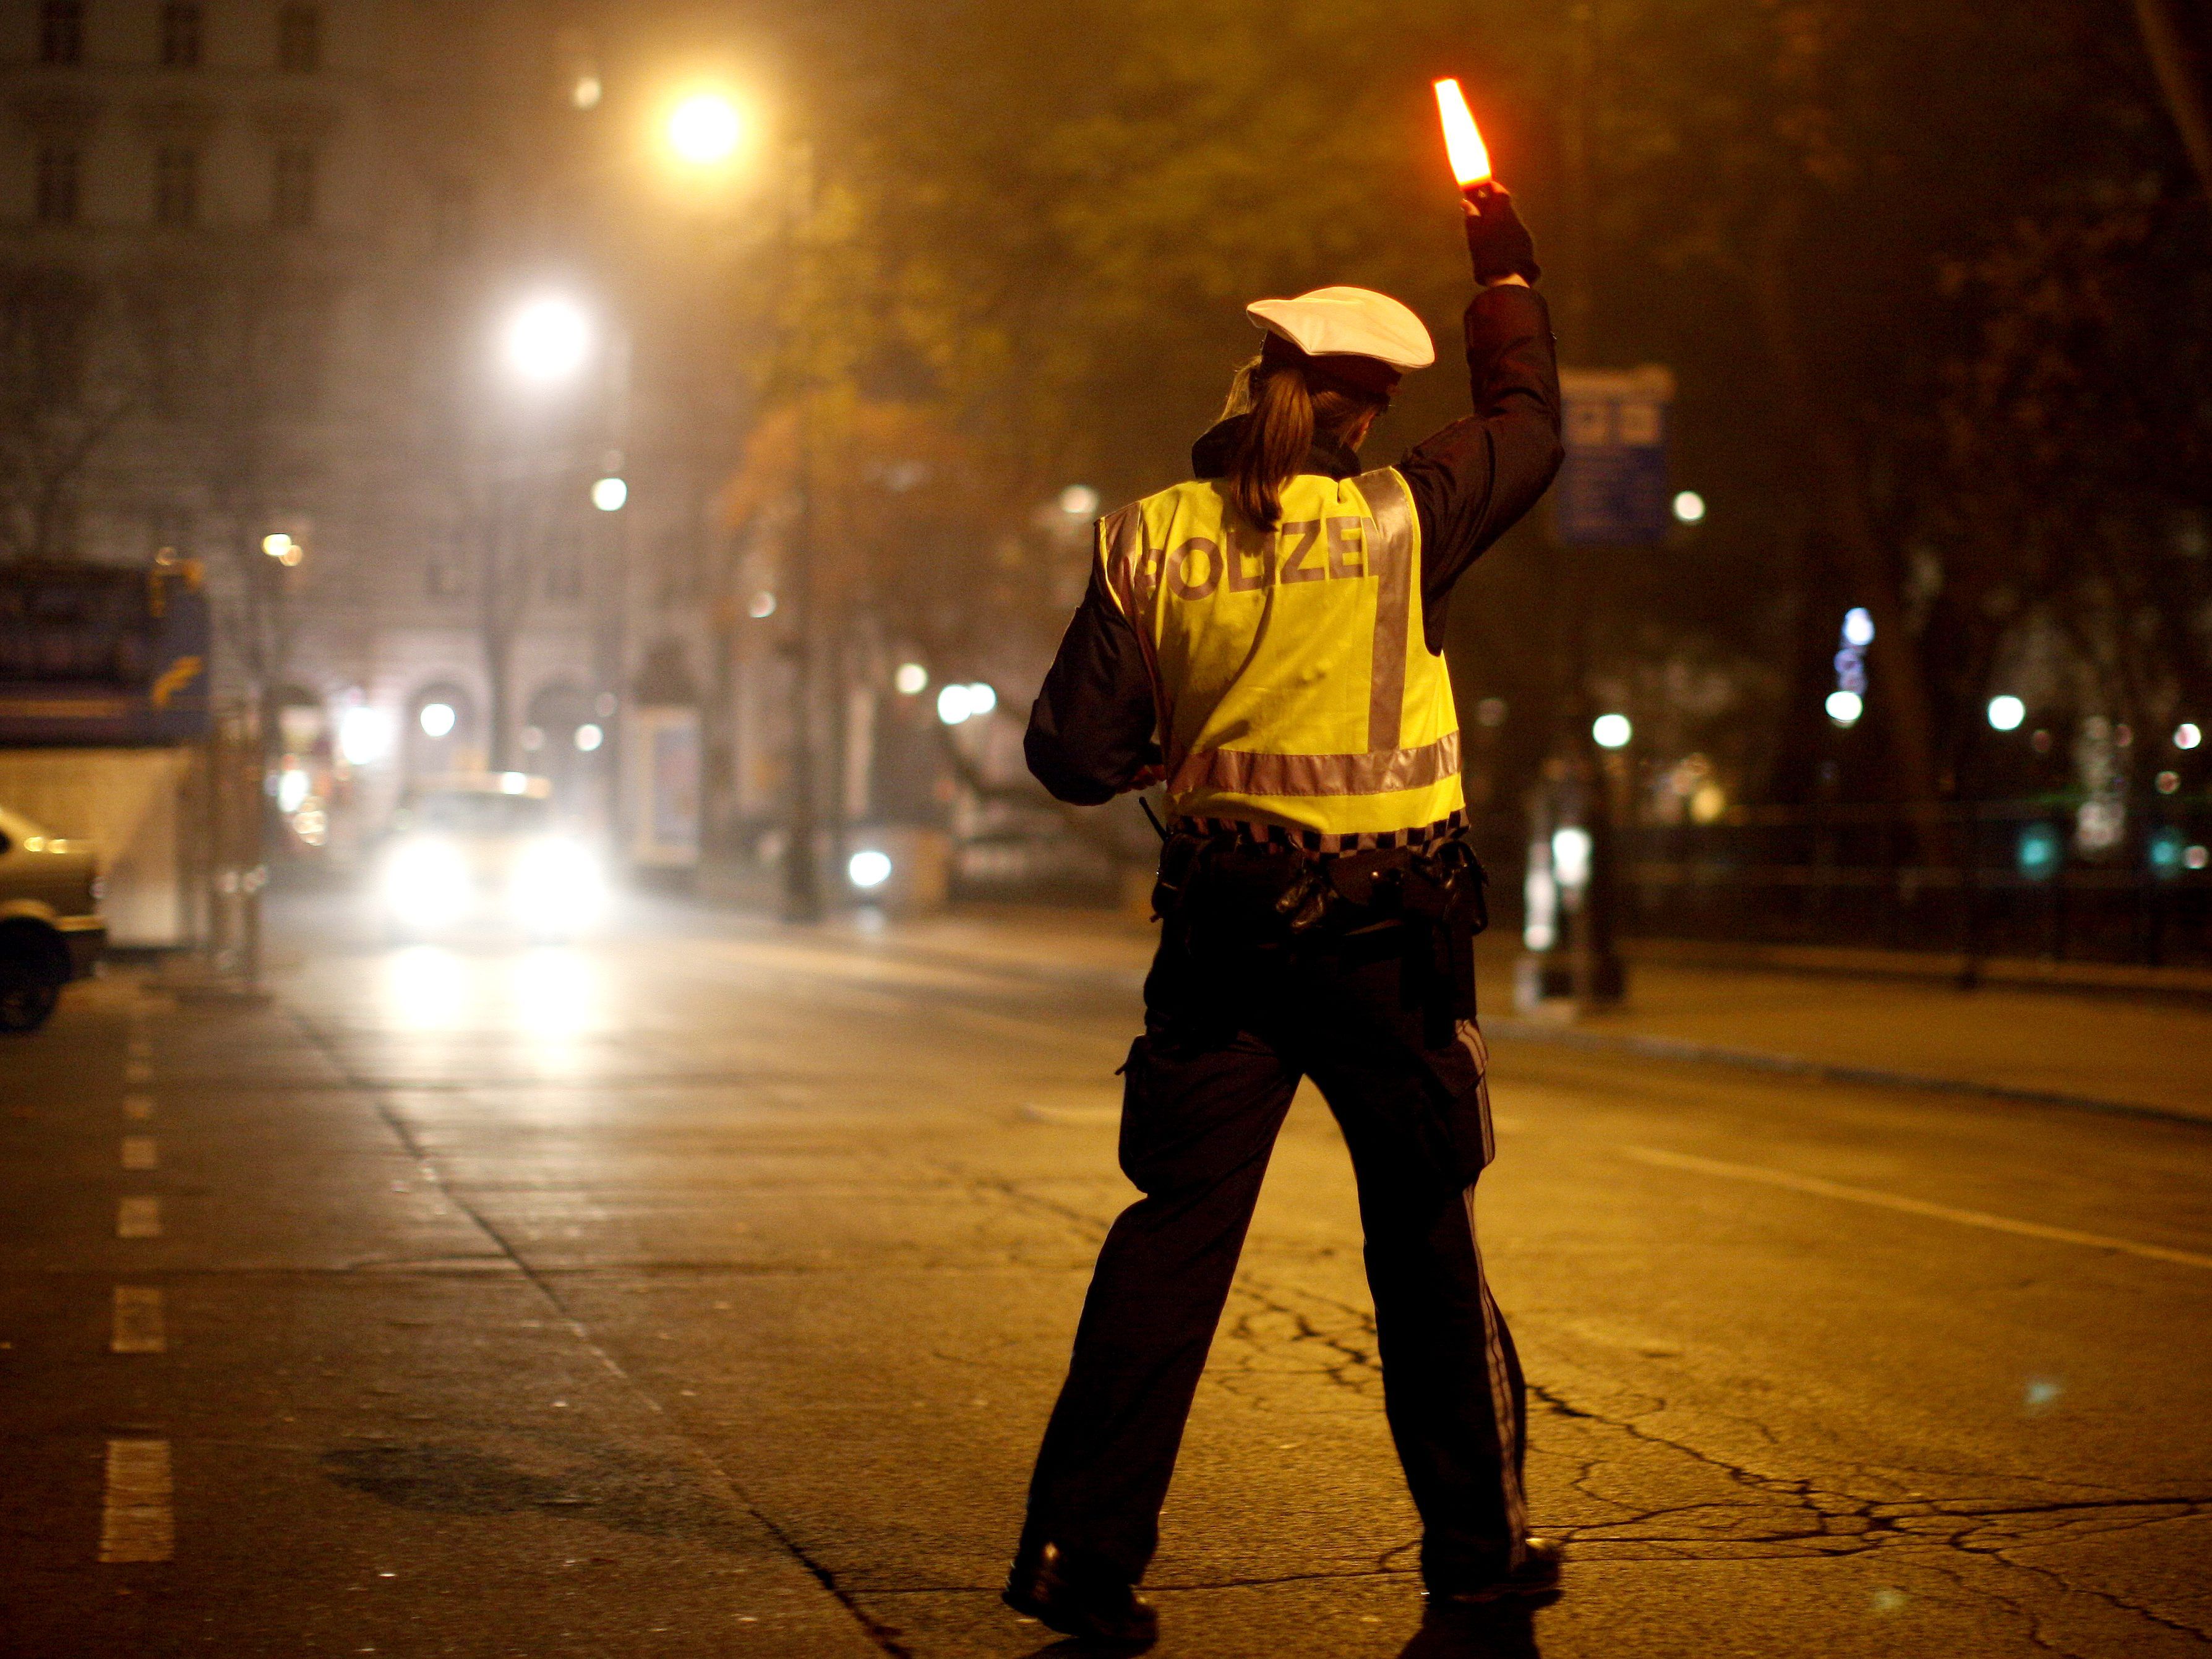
xmin=1004 ymin=184 xmax=1565 ymax=1647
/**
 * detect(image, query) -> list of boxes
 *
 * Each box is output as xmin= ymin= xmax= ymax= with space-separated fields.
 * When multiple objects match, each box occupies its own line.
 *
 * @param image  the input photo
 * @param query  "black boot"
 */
xmin=1003 ymin=1541 xmax=1159 ymax=1649
xmin=1424 ymin=1536 xmax=1564 ymax=1605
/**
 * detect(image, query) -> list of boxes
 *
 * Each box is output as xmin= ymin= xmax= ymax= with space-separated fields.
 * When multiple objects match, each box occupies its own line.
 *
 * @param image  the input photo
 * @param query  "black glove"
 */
xmin=1462 ymin=186 xmax=1540 ymax=285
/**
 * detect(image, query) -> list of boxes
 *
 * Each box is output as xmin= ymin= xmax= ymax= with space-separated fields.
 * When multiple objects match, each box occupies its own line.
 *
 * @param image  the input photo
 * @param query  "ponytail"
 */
xmin=1227 ymin=363 xmax=1314 ymax=533
xmin=1220 ymin=340 xmax=1389 ymax=533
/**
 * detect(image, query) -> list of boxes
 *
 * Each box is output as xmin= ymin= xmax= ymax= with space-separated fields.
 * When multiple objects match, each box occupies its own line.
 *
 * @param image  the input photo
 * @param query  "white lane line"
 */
xmin=98 ymin=1439 xmax=173 ymax=1563
xmin=111 ymin=1288 xmax=166 ymax=1354
xmin=117 ymin=1198 xmax=161 ymax=1240
xmin=1624 ymin=1146 xmax=2212 ymax=1271
xmin=121 ymin=1138 xmax=158 ymax=1171
xmin=123 ymin=1095 xmax=153 ymax=1122
xmin=124 ymin=1062 xmax=153 ymax=1084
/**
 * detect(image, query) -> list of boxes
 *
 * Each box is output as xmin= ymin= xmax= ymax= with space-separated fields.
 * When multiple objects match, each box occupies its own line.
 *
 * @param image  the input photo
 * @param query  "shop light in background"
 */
xmin=1988 ymin=695 xmax=2026 ymax=732
xmin=1550 ymin=826 xmax=1593 ymax=891
xmin=1592 ymin=713 xmax=1632 ymax=750
xmin=1059 ymin=485 xmax=1099 ymax=517
xmin=591 ymin=476 xmax=627 ymax=512
xmin=847 ymin=849 xmax=893 ymax=891
xmin=1672 ymin=490 xmax=1705 ymax=525
xmin=419 ymin=702 xmax=457 ymax=739
xmin=338 ymin=705 xmax=392 ymax=768
xmin=894 ymin=662 xmax=929 ymax=696
xmin=2177 ymin=722 xmax=2203 ymax=750
xmin=2016 ymin=821 xmax=2064 ymax=881
xmin=1828 ymin=608 xmax=1872 ymax=728
xmin=937 ymin=683 xmax=997 ymax=727
xmin=575 ymin=723 xmax=603 ymax=753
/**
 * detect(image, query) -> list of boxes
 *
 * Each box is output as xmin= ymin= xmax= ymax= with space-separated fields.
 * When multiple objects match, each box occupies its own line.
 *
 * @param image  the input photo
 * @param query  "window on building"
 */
xmin=40 ymin=1 xmax=85 ymax=66
xmin=161 ymin=2 xmax=201 ymax=67
xmin=276 ymin=4 xmax=320 ymax=72
xmin=153 ymin=146 xmax=197 ymax=225
xmin=36 ymin=145 xmax=81 ymax=224
xmin=272 ymin=146 xmax=315 ymax=227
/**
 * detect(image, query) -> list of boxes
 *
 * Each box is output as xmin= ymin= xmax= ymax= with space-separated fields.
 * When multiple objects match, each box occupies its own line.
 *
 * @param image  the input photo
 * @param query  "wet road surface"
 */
xmin=2 ymin=896 xmax=2207 ymax=1657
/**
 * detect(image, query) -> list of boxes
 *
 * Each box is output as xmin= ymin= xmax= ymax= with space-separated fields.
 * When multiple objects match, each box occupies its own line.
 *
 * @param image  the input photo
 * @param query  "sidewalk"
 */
xmin=828 ymin=906 xmax=2212 ymax=1126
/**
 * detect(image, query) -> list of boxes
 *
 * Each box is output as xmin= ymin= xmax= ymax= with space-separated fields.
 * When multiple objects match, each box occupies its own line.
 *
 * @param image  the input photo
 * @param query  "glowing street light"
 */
xmin=502 ymin=296 xmax=591 ymax=385
xmin=668 ymin=93 xmax=744 ymax=166
xmin=1672 ymin=490 xmax=1705 ymax=525
xmin=1827 ymin=690 xmax=1864 ymax=726
xmin=1987 ymin=695 xmax=2026 ymax=732
xmin=1592 ymin=713 xmax=1632 ymax=750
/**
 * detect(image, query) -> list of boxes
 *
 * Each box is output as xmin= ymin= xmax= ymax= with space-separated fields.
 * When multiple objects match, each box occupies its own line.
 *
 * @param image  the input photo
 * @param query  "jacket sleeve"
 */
xmin=1394 ymin=284 xmax=1565 ymax=651
xmin=1024 ymin=551 xmax=1160 ymax=805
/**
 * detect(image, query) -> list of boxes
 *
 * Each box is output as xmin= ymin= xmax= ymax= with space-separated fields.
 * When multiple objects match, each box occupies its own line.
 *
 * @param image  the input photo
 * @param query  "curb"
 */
xmin=1485 ymin=1016 xmax=2212 ymax=1131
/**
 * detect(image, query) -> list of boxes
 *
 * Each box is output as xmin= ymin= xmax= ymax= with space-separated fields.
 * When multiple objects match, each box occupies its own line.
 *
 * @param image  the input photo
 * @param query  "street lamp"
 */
xmin=667 ymin=93 xmax=744 ymax=167
xmin=502 ymin=296 xmax=592 ymax=385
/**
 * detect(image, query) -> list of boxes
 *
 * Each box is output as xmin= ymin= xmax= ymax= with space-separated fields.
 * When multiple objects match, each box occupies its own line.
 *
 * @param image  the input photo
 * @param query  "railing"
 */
xmin=1608 ymin=797 xmax=2211 ymax=969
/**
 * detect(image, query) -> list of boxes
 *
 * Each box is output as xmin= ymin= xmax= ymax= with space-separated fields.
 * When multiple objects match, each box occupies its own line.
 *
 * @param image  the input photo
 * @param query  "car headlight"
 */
xmin=509 ymin=839 xmax=604 ymax=920
xmin=386 ymin=838 xmax=472 ymax=925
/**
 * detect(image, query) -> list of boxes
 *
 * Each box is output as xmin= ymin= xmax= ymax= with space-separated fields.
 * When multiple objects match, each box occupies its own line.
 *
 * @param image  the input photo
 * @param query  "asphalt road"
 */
xmin=2 ymin=894 xmax=2208 ymax=1658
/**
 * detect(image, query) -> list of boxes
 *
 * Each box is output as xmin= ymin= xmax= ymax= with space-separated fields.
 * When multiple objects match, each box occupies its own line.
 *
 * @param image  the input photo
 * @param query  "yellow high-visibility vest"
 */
xmin=1098 ymin=467 xmax=1463 ymax=841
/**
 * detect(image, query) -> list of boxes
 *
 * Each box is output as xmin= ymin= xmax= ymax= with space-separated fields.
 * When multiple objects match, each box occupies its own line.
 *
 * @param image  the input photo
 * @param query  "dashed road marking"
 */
xmin=123 ymin=1096 xmax=153 ymax=1121
xmin=111 ymin=1288 xmax=166 ymax=1354
xmin=117 ymin=1198 xmax=161 ymax=1240
xmin=1623 ymin=1146 xmax=2212 ymax=1271
xmin=121 ymin=1137 xmax=158 ymax=1171
xmin=124 ymin=1062 xmax=153 ymax=1084
xmin=98 ymin=1439 xmax=173 ymax=1563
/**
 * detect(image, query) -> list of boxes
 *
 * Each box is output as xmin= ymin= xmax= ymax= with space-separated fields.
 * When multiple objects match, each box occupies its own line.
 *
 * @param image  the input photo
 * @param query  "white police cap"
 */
xmin=1245 ymin=286 xmax=1436 ymax=374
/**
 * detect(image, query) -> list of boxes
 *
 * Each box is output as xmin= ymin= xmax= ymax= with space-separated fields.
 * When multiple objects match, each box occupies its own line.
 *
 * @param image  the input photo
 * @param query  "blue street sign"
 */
xmin=1556 ymin=367 xmax=1675 ymax=546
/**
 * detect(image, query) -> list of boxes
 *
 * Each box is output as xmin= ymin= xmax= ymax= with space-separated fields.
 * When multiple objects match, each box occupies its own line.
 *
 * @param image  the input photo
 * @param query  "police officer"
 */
xmin=1006 ymin=188 xmax=1563 ymax=1647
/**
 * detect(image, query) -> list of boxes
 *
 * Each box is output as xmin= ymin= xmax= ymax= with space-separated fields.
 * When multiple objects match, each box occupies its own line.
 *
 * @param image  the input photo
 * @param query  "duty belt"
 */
xmin=1151 ymin=825 xmax=1490 ymax=1044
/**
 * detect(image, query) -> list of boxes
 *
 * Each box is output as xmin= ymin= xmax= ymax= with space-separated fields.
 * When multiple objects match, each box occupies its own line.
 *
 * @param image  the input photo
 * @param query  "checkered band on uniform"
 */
xmin=1170 ymin=810 xmax=1469 ymax=856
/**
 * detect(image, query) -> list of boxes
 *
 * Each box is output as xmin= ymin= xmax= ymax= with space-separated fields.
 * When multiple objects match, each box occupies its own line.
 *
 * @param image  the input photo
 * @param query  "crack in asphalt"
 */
xmin=971 ymin=1165 xmax=2212 ymax=1648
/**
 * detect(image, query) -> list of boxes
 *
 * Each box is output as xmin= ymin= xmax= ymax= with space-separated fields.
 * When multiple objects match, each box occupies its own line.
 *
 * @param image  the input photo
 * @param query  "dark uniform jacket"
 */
xmin=1024 ymin=284 xmax=1564 ymax=808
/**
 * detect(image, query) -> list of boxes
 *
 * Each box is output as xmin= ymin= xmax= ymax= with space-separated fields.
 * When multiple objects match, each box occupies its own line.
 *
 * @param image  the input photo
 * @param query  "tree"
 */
xmin=0 ymin=266 xmax=129 ymax=562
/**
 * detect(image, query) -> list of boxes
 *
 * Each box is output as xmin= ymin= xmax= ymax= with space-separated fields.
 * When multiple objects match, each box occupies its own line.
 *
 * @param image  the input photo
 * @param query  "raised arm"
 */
xmin=1394 ymin=194 xmax=1565 ymax=651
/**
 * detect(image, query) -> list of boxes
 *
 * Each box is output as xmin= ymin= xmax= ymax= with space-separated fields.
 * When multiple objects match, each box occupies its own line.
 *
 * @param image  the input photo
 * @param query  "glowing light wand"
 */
xmin=1433 ymin=78 xmax=1495 ymax=200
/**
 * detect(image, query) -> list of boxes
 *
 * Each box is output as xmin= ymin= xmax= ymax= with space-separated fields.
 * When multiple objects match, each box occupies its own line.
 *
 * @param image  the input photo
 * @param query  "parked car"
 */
xmin=379 ymin=773 xmax=606 ymax=941
xmin=0 ymin=805 xmax=105 ymax=1032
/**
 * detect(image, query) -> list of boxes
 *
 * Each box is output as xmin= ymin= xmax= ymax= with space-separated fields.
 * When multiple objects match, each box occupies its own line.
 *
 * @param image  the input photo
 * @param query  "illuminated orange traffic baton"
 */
xmin=1433 ymin=78 xmax=1494 ymax=200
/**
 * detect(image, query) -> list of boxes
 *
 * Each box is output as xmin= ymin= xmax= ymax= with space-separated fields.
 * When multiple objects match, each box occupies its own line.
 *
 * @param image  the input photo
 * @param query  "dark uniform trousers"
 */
xmin=1020 ymin=924 xmax=1529 ymax=1587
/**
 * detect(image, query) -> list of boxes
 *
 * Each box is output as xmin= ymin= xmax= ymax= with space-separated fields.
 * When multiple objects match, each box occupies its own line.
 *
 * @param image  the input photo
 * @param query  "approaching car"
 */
xmin=380 ymin=774 xmax=606 ymax=940
xmin=0 ymin=805 xmax=105 ymax=1032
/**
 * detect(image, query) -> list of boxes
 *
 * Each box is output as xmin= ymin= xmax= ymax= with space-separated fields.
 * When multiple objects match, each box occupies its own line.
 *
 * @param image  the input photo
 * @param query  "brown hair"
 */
xmin=1222 ymin=340 xmax=1389 ymax=531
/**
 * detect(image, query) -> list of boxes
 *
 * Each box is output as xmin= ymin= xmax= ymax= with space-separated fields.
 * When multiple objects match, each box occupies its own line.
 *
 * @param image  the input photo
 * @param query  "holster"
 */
xmin=1152 ymin=828 xmax=1490 ymax=1045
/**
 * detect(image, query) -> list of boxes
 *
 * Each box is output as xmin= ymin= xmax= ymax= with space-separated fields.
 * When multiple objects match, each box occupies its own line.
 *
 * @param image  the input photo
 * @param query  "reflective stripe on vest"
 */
xmin=1098 ymin=466 xmax=1464 ymax=838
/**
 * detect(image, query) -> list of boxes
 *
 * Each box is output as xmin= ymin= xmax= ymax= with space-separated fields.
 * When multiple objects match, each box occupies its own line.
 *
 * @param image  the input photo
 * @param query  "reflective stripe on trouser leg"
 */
xmin=1462 ymin=1183 xmax=1528 ymax=1560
